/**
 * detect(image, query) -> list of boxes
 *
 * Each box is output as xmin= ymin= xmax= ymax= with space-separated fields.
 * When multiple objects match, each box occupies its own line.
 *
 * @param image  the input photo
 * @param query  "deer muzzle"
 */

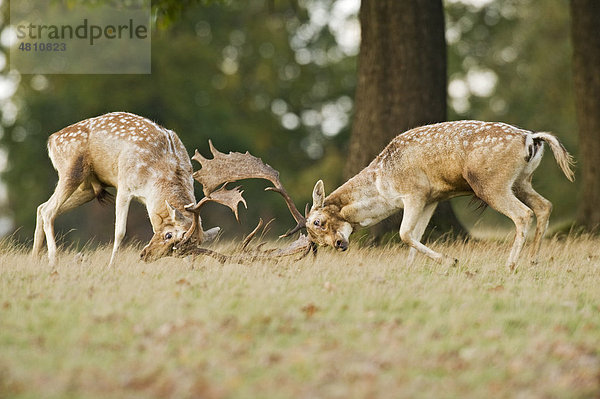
xmin=334 ymin=238 xmax=348 ymax=251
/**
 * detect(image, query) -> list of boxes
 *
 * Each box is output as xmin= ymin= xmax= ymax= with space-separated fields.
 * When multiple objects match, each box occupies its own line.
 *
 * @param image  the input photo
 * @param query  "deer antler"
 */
xmin=191 ymin=140 xmax=306 ymax=237
xmin=187 ymin=185 xmax=246 ymax=221
xmin=177 ymin=219 xmax=314 ymax=264
xmin=175 ymin=141 xmax=311 ymax=262
xmin=234 ymin=218 xmax=314 ymax=262
xmin=178 ymin=185 xmax=247 ymax=248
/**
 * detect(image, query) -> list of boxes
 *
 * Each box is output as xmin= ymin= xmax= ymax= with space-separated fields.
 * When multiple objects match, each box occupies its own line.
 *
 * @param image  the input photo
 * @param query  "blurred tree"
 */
xmin=346 ymin=0 xmax=465 ymax=239
xmin=571 ymin=0 xmax=600 ymax=230
xmin=1 ymin=1 xmax=356 ymax=245
xmin=0 ymin=0 xmax=582 ymax=248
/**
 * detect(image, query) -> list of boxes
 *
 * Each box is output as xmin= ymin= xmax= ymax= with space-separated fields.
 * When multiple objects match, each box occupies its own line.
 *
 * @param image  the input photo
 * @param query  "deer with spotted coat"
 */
xmin=33 ymin=112 xmax=220 ymax=267
xmin=284 ymin=121 xmax=574 ymax=272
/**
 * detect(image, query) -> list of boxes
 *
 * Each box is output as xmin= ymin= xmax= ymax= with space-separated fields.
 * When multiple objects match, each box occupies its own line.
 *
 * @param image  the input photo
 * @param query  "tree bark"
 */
xmin=346 ymin=0 xmax=466 ymax=238
xmin=571 ymin=0 xmax=600 ymax=230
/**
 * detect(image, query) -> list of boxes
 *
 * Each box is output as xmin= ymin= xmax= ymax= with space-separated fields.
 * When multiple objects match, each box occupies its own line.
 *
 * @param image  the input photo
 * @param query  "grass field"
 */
xmin=1 ymin=234 xmax=599 ymax=398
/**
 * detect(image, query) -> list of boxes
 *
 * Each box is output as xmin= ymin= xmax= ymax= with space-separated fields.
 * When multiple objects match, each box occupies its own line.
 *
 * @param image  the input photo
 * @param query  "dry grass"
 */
xmin=1 ymin=235 xmax=599 ymax=398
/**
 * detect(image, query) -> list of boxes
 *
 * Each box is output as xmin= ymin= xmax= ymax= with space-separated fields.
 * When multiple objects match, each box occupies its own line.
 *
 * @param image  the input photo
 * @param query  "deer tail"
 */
xmin=531 ymin=132 xmax=575 ymax=182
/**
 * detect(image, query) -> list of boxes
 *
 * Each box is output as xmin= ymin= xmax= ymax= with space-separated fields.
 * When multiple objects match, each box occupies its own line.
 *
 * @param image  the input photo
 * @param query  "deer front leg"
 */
xmin=406 ymin=202 xmax=438 ymax=265
xmin=109 ymin=191 xmax=132 ymax=267
xmin=400 ymin=199 xmax=456 ymax=267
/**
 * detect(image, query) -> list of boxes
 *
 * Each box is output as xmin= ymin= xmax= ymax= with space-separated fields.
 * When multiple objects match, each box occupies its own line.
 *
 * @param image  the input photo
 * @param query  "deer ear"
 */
xmin=165 ymin=201 xmax=186 ymax=223
xmin=311 ymin=180 xmax=325 ymax=210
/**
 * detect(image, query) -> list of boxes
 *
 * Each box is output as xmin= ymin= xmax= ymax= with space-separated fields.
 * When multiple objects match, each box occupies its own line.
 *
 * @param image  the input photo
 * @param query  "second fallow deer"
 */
xmin=285 ymin=120 xmax=574 ymax=272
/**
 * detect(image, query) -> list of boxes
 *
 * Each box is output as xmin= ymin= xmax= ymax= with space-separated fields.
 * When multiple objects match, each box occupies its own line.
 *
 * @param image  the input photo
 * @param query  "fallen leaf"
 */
xmin=301 ymin=303 xmax=319 ymax=318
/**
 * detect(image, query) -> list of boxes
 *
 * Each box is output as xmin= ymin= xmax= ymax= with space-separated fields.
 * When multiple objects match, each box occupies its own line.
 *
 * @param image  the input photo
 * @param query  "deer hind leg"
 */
xmin=33 ymin=183 xmax=96 ymax=259
xmin=514 ymin=180 xmax=552 ymax=264
xmin=478 ymin=189 xmax=533 ymax=272
xmin=108 ymin=190 xmax=132 ymax=267
xmin=36 ymin=178 xmax=84 ymax=266
xmin=407 ymin=202 xmax=438 ymax=265
xmin=33 ymin=204 xmax=48 ymax=258
xmin=400 ymin=198 xmax=456 ymax=266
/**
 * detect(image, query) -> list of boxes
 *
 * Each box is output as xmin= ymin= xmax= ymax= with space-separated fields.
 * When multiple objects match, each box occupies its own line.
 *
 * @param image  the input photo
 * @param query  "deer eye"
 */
xmin=313 ymin=219 xmax=321 ymax=227
xmin=164 ymin=232 xmax=173 ymax=240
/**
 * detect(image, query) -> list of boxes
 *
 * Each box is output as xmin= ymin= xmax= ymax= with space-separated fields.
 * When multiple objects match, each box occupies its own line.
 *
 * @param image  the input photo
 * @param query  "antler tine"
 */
xmin=208 ymin=139 xmax=222 ymax=158
xmin=264 ymin=185 xmax=305 ymax=224
xmin=179 ymin=197 xmax=210 ymax=246
xmin=191 ymin=149 xmax=206 ymax=164
xmin=179 ymin=185 xmax=246 ymax=248
xmin=242 ymin=218 xmax=264 ymax=250
xmin=275 ymin=201 xmax=309 ymax=238
xmin=264 ymin=179 xmax=307 ymax=238
xmin=188 ymin=186 xmax=247 ymax=221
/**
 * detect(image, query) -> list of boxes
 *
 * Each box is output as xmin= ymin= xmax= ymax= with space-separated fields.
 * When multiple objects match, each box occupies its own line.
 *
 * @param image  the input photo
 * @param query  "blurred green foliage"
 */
xmin=1 ymin=0 xmax=355 ymax=244
xmin=0 ymin=0 xmax=578 ymax=245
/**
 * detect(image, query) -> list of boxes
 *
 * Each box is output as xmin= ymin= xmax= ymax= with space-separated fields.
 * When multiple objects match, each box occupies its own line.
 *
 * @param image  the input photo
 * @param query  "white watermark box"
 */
xmin=9 ymin=0 xmax=151 ymax=74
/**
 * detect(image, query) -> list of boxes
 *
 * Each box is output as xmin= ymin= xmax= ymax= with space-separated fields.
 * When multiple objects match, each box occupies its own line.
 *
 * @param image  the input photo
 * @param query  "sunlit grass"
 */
xmin=1 ymin=235 xmax=599 ymax=398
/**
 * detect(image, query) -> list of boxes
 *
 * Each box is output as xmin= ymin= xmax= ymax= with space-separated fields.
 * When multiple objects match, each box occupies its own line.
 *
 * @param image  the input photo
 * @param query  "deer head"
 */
xmin=139 ymin=201 xmax=220 ymax=262
xmin=303 ymin=180 xmax=352 ymax=251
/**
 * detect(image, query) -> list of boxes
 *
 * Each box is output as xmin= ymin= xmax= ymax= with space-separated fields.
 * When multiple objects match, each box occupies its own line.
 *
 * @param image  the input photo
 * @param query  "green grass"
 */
xmin=1 ymin=235 xmax=599 ymax=398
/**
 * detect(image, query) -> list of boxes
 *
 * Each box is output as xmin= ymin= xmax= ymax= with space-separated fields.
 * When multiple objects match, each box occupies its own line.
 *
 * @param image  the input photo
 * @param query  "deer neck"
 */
xmin=145 ymin=172 xmax=196 ymax=231
xmin=326 ymin=164 xmax=401 ymax=228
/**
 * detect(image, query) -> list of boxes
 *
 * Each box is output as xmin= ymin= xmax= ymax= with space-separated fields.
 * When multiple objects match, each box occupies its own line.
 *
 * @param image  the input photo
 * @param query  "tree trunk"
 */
xmin=571 ymin=0 xmax=600 ymax=230
xmin=346 ymin=0 xmax=466 ymax=239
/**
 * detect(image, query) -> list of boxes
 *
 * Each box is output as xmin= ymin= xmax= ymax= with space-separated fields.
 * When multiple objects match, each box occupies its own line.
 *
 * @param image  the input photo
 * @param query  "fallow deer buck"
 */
xmin=33 ymin=112 xmax=222 ymax=266
xmin=283 ymin=121 xmax=574 ymax=271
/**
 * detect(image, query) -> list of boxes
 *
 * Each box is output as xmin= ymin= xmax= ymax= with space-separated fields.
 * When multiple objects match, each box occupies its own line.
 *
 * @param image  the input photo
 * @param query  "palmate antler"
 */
xmin=174 ymin=141 xmax=311 ymax=262
xmin=192 ymin=141 xmax=306 ymax=235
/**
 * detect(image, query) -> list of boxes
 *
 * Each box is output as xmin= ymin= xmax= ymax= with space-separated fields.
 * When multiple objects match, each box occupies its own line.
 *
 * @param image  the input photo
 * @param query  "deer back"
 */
xmin=368 ymin=121 xmax=534 ymax=199
xmin=48 ymin=112 xmax=195 ymax=205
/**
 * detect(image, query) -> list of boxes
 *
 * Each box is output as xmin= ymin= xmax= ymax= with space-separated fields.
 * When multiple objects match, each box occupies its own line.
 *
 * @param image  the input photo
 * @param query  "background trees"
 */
xmin=0 ymin=0 xmax=588 ymax=247
xmin=346 ymin=0 xmax=464 ymax=238
xmin=571 ymin=0 xmax=600 ymax=230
